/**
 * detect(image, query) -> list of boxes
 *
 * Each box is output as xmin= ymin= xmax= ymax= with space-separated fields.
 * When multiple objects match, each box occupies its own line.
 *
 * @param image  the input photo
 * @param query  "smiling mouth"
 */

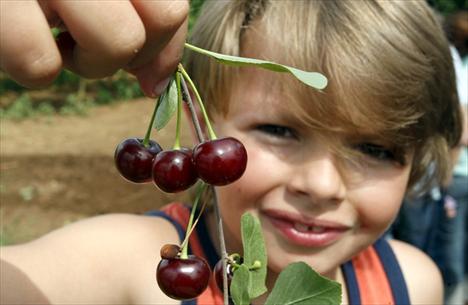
xmin=262 ymin=210 xmax=349 ymax=248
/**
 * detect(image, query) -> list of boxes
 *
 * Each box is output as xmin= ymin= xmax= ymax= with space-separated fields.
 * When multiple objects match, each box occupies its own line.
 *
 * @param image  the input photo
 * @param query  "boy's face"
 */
xmin=211 ymin=68 xmax=413 ymax=278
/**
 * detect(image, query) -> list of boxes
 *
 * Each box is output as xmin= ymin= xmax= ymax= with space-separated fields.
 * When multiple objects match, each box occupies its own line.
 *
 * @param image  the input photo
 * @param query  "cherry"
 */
xmin=152 ymin=148 xmax=198 ymax=193
xmin=156 ymin=255 xmax=211 ymax=300
xmin=114 ymin=138 xmax=162 ymax=183
xmin=214 ymin=259 xmax=235 ymax=293
xmin=193 ymin=137 xmax=247 ymax=186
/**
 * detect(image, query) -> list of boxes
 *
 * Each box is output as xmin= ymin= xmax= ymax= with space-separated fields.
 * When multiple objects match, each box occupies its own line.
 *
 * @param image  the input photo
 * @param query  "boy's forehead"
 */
xmin=228 ymin=65 xmax=295 ymax=109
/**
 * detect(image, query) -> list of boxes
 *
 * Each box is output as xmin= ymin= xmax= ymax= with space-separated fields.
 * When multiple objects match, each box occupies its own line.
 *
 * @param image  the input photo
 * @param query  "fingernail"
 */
xmin=153 ymin=77 xmax=171 ymax=96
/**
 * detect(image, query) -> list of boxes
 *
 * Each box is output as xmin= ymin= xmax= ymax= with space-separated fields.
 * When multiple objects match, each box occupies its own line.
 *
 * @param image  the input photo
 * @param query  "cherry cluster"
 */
xmin=113 ymin=65 xmax=247 ymax=302
xmin=114 ymin=136 xmax=247 ymax=193
xmin=113 ymin=135 xmax=246 ymax=300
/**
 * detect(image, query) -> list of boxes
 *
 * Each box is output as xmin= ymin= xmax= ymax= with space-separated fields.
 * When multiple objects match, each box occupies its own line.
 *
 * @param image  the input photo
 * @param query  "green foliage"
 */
xmin=53 ymin=70 xmax=81 ymax=89
xmin=240 ymin=213 xmax=267 ymax=299
xmin=0 ymin=93 xmax=34 ymax=119
xmin=59 ymin=94 xmax=93 ymax=116
xmin=230 ymin=213 xmax=341 ymax=305
xmin=230 ymin=213 xmax=268 ymax=305
xmin=428 ymin=0 xmax=467 ymax=15
xmin=0 ymin=70 xmax=143 ymax=120
xmin=189 ymin=0 xmax=206 ymax=32
xmin=231 ymin=265 xmax=252 ymax=305
xmin=265 ymin=262 xmax=342 ymax=305
xmin=184 ymin=43 xmax=328 ymax=90
xmin=0 ymin=74 xmax=25 ymax=93
xmin=153 ymin=78 xmax=177 ymax=131
xmin=0 ymin=232 xmax=11 ymax=247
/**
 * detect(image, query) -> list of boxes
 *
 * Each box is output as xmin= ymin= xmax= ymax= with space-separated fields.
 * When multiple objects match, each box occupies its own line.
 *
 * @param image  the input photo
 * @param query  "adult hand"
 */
xmin=0 ymin=0 xmax=189 ymax=97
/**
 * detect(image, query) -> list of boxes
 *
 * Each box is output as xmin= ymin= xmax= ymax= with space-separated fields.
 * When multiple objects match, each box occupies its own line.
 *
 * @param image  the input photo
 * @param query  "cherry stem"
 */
xmin=180 ymin=183 xmax=206 ymax=259
xmin=178 ymin=64 xmax=217 ymax=141
xmin=211 ymin=186 xmax=229 ymax=305
xmin=142 ymin=95 xmax=161 ymax=147
xmin=227 ymin=253 xmax=242 ymax=270
xmin=229 ymin=253 xmax=241 ymax=262
xmin=173 ymin=72 xmax=183 ymax=150
xmin=178 ymin=62 xmax=228 ymax=304
xmin=179 ymin=72 xmax=205 ymax=143
xmin=179 ymin=186 xmax=209 ymax=258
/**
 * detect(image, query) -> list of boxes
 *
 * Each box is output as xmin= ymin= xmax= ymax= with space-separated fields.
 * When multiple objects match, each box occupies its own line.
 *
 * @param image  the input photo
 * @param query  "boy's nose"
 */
xmin=287 ymin=153 xmax=346 ymax=205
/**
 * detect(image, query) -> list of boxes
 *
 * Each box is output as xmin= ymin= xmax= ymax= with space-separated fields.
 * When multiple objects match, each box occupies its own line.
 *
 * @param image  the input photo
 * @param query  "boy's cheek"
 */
xmin=352 ymin=184 xmax=406 ymax=232
xmin=231 ymin=147 xmax=284 ymax=194
xmin=216 ymin=146 xmax=281 ymax=215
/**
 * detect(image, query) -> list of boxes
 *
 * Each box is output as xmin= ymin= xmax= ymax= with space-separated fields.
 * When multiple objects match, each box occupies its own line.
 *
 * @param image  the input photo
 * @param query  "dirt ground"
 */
xmin=0 ymin=98 xmax=193 ymax=245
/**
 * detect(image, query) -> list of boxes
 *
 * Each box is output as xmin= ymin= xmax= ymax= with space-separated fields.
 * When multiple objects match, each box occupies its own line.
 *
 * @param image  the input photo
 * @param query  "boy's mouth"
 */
xmin=262 ymin=209 xmax=350 ymax=248
xmin=293 ymin=222 xmax=326 ymax=233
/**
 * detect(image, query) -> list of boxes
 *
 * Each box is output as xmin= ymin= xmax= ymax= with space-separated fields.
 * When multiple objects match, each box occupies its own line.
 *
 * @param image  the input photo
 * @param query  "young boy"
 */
xmin=1 ymin=1 xmax=462 ymax=304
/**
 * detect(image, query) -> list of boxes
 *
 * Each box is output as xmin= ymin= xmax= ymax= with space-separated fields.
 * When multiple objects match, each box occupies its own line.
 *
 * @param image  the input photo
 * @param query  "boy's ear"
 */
xmin=182 ymin=87 xmax=207 ymax=145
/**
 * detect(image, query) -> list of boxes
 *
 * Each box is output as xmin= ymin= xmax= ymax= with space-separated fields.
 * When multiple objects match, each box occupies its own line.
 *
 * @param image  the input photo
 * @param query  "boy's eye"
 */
xmin=255 ymin=124 xmax=297 ymax=139
xmin=354 ymin=143 xmax=401 ymax=163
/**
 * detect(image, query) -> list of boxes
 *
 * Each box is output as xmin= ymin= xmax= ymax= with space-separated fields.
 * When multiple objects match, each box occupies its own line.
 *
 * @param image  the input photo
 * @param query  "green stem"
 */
xmin=180 ymin=183 xmax=206 ymax=259
xmin=173 ymin=72 xmax=183 ymax=150
xmin=142 ymin=95 xmax=161 ymax=147
xmin=178 ymin=64 xmax=217 ymax=141
xmin=211 ymin=186 xmax=229 ymax=305
xmin=184 ymin=42 xmax=214 ymax=58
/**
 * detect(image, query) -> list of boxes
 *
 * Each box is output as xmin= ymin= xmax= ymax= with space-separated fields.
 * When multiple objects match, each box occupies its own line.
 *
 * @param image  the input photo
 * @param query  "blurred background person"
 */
xmin=389 ymin=9 xmax=468 ymax=305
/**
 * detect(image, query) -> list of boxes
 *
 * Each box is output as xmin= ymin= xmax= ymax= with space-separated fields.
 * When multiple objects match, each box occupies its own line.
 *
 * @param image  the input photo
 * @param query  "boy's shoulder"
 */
xmin=388 ymin=239 xmax=443 ymax=305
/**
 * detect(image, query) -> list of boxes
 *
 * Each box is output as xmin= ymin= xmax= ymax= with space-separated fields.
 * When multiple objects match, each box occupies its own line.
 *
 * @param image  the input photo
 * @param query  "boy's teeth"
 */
xmin=294 ymin=222 xmax=310 ymax=232
xmin=311 ymin=226 xmax=325 ymax=233
xmin=293 ymin=222 xmax=326 ymax=233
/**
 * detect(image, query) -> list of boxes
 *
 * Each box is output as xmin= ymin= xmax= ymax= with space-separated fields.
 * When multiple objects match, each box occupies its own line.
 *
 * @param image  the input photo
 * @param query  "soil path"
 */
xmin=1 ymin=99 xmax=193 ymax=244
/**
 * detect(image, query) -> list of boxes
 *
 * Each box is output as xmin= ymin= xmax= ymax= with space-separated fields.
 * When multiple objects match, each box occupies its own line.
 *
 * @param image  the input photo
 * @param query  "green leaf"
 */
xmin=153 ymin=79 xmax=177 ymax=130
xmin=265 ymin=262 xmax=342 ymax=305
xmin=241 ymin=213 xmax=267 ymax=299
xmin=185 ymin=43 xmax=327 ymax=90
xmin=230 ymin=265 xmax=251 ymax=305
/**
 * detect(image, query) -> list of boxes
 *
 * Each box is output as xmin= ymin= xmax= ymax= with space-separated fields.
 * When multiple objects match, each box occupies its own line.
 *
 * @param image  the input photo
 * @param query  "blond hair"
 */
xmin=184 ymin=0 xmax=462 ymax=195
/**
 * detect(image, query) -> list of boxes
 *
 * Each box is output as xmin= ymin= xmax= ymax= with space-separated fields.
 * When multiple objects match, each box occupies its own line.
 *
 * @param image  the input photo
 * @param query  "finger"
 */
xmin=49 ymin=0 xmax=146 ymax=78
xmin=37 ymin=0 xmax=61 ymax=28
xmin=0 ymin=0 xmax=62 ymax=88
xmin=127 ymin=0 xmax=189 ymax=70
xmin=129 ymin=17 xmax=188 ymax=98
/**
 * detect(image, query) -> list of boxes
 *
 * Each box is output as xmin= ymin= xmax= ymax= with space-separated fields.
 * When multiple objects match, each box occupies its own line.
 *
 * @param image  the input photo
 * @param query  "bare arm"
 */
xmin=1 ymin=214 xmax=180 ymax=305
xmin=0 ymin=259 xmax=50 ymax=304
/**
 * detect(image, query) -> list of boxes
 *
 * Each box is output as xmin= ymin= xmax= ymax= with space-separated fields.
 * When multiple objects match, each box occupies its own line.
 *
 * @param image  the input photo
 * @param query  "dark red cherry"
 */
xmin=214 ymin=259 xmax=234 ymax=293
xmin=114 ymin=138 xmax=162 ymax=183
xmin=193 ymin=137 xmax=247 ymax=186
xmin=152 ymin=148 xmax=198 ymax=193
xmin=156 ymin=255 xmax=211 ymax=300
